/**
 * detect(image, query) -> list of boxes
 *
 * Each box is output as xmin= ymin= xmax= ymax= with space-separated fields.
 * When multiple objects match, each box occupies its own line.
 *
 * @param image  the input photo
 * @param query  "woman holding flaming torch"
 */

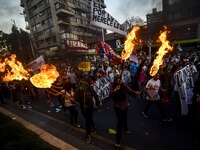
xmin=110 ymin=75 xmax=140 ymax=148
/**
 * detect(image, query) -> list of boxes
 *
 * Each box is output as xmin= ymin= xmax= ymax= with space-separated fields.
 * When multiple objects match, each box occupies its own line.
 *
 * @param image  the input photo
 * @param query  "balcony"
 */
xmin=57 ymin=19 xmax=70 ymax=25
xmin=56 ymin=8 xmax=74 ymax=17
xmin=67 ymin=2 xmax=76 ymax=8
xmin=70 ymin=21 xmax=79 ymax=26
xmin=85 ymin=33 xmax=93 ymax=37
xmin=54 ymin=0 xmax=67 ymax=5
xmin=71 ymin=30 xmax=84 ymax=36
xmin=74 ymin=2 xmax=88 ymax=13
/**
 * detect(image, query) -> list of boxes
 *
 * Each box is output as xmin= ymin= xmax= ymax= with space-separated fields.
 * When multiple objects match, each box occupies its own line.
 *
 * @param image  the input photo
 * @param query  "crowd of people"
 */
xmin=1 ymin=49 xmax=200 ymax=147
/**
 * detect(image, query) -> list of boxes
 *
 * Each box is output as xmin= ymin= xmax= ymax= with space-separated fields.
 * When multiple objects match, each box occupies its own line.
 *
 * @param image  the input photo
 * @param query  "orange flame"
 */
xmin=2 ymin=54 xmax=30 ymax=82
xmin=121 ymin=26 xmax=140 ymax=61
xmin=149 ymin=26 xmax=173 ymax=76
xmin=30 ymin=64 xmax=59 ymax=88
xmin=0 ymin=59 xmax=5 ymax=72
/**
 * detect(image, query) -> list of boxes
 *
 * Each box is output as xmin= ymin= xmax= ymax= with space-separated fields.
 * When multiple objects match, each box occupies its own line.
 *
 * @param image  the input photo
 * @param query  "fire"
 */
xmin=0 ymin=59 xmax=5 ymax=72
xmin=30 ymin=64 xmax=59 ymax=88
xmin=149 ymin=26 xmax=173 ymax=76
xmin=2 ymin=54 xmax=30 ymax=82
xmin=121 ymin=26 xmax=140 ymax=61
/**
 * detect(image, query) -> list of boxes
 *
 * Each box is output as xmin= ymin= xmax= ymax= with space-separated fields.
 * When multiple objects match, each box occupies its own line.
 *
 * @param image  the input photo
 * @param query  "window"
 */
xmin=37 ymin=1 xmax=44 ymax=7
xmin=68 ymin=7 xmax=75 ymax=13
xmin=174 ymin=12 xmax=181 ymax=20
xmin=168 ymin=0 xmax=181 ymax=5
xmin=168 ymin=14 xmax=173 ymax=21
xmin=70 ymin=17 xmax=76 ymax=22
xmin=45 ymin=0 xmax=50 ymax=5
xmin=61 ymin=33 xmax=66 ymax=39
xmin=55 ymin=2 xmax=66 ymax=10
xmin=51 ymin=27 xmax=55 ymax=33
xmin=48 ymin=17 xmax=53 ymax=25
xmin=36 ymin=23 xmax=41 ymax=29
xmin=55 ymin=3 xmax=60 ymax=9
xmin=81 ymin=12 xmax=87 ymax=17
xmin=47 ymin=8 xmax=51 ymax=15
xmin=76 ymin=18 xmax=81 ymax=24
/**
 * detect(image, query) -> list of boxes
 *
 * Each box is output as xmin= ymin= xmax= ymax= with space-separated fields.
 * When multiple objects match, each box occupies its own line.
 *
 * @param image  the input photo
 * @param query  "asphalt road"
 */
xmin=16 ymin=92 xmax=200 ymax=150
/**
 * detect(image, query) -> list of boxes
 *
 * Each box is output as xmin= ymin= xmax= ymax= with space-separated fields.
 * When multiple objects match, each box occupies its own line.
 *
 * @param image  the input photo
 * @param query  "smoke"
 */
xmin=152 ymin=0 xmax=162 ymax=10
xmin=105 ymin=0 xmax=162 ymax=23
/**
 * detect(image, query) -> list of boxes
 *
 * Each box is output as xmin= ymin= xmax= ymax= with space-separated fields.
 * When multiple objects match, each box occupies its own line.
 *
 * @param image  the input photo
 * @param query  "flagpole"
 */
xmin=102 ymin=28 xmax=105 ymax=42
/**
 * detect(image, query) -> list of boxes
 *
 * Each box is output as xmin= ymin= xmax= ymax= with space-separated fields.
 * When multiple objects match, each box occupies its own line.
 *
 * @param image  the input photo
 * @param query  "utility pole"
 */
xmin=28 ymin=33 xmax=35 ymax=59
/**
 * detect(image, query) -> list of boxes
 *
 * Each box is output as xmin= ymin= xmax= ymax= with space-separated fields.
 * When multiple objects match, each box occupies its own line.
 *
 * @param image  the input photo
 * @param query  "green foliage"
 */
xmin=0 ymin=113 xmax=60 ymax=150
xmin=0 ymin=26 xmax=33 ymax=63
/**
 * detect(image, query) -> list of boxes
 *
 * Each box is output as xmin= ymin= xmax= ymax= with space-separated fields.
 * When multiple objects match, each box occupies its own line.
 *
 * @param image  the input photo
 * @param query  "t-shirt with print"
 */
xmin=146 ymin=78 xmax=161 ymax=101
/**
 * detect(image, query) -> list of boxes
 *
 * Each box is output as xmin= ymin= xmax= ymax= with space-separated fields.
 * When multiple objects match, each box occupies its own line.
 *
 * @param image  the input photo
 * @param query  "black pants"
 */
xmin=114 ymin=106 xmax=129 ymax=145
xmin=68 ymin=105 xmax=78 ymax=124
xmin=81 ymin=107 xmax=95 ymax=136
xmin=144 ymin=100 xmax=166 ymax=119
xmin=58 ymin=97 xmax=66 ymax=112
xmin=0 ymin=92 xmax=5 ymax=104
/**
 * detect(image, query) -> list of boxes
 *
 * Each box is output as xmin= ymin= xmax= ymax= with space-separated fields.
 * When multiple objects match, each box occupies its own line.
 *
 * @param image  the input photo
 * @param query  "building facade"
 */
xmin=20 ymin=0 xmax=105 ymax=58
xmin=143 ymin=0 xmax=200 ymax=52
xmin=163 ymin=0 xmax=200 ymax=42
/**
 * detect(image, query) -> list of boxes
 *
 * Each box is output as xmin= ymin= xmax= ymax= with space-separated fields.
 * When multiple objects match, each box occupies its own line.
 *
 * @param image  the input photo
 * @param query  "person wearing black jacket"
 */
xmin=110 ymin=75 xmax=140 ymax=148
xmin=76 ymin=78 xmax=100 ymax=144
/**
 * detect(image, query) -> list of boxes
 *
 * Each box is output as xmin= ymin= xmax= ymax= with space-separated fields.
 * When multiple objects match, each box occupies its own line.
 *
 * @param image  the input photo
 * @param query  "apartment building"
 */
xmin=163 ymin=0 xmax=200 ymax=41
xmin=20 ymin=0 xmax=105 ymax=58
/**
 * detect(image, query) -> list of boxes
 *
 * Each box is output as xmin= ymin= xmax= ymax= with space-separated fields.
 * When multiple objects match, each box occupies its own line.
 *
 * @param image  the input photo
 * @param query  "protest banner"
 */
xmin=78 ymin=62 xmax=91 ymax=71
xmin=27 ymin=55 xmax=45 ymax=73
xmin=93 ymin=77 xmax=111 ymax=104
xmin=175 ymin=65 xmax=197 ymax=115
xmin=90 ymin=0 xmax=127 ymax=35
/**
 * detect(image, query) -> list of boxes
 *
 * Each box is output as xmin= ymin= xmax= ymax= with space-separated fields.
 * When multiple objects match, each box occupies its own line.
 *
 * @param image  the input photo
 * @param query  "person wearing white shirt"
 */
xmin=141 ymin=73 xmax=172 ymax=122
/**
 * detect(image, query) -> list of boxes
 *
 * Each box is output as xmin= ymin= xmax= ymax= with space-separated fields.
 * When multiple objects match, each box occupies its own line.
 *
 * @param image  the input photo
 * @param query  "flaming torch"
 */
xmin=119 ymin=26 xmax=140 ymax=79
xmin=149 ymin=26 xmax=173 ymax=76
xmin=121 ymin=26 xmax=140 ymax=61
xmin=2 ymin=54 xmax=30 ymax=82
xmin=0 ymin=59 xmax=5 ymax=72
xmin=30 ymin=64 xmax=59 ymax=88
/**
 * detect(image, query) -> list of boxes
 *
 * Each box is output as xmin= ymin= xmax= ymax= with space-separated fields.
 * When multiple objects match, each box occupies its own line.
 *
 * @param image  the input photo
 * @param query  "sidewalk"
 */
xmin=0 ymin=101 xmax=135 ymax=150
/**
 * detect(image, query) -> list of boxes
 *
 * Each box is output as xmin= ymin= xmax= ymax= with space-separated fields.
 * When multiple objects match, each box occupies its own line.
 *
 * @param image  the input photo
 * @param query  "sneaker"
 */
xmin=162 ymin=118 xmax=173 ymax=122
xmin=141 ymin=112 xmax=149 ymax=118
xmin=115 ymin=143 xmax=120 ymax=148
xmin=22 ymin=105 xmax=26 ymax=109
xmin=91 ymin=126 xmax=96 ymax=133
xmin=124 ymin=130 xmax=131 ymax=135
xmin=85 ymin=135 xmax=91 ymax=144
xmin=75 ymin=123 xmax=81 ymax=128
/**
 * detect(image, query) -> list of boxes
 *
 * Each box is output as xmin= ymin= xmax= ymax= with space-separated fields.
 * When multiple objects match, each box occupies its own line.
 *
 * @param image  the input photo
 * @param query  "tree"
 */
xmin=3 ymin=25 xmax=33 ymax=63
xmin=0 ymin=31 xmax=11 ymax=58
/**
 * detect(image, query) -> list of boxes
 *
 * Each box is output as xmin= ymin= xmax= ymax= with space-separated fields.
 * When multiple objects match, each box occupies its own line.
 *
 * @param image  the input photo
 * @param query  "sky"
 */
xmin=0 ymin=0 xmax=26 ymax=34
xmin=0 ymin=0 xmax=162 ymax=34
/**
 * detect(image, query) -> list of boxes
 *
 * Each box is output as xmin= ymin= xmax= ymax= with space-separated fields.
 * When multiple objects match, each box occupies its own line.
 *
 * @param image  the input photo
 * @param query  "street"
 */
xmin=1 ymin=93 xmax=199 ymax=150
